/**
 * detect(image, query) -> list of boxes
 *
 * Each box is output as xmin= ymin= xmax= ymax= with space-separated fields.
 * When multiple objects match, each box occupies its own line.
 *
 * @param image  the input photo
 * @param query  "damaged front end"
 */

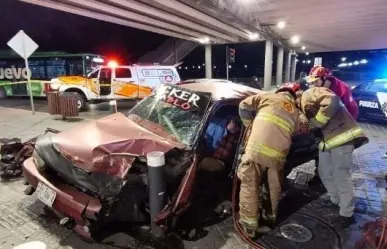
xmin=24 ymin=113 xmax=196 ymax=239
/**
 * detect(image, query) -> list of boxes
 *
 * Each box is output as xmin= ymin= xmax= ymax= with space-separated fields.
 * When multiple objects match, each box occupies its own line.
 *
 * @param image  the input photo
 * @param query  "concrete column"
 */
xmin=276 ymin=46 xmax=284 ymax=86
xmin=263 ymin=40 xmax=273 ymax=90
xmin=205 ymin=44 xmax=212 ymax=79
xmin=284 ymin=51 xmax=291 ymax=82
xmin=291 ymin=54 xmax=297 ymax=81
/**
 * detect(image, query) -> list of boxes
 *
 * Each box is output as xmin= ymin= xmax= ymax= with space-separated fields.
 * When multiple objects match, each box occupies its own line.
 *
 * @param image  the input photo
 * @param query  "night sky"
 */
xmin=1 ymin=0 xmax=387 ymax=80
xmin=0 ymin=0 xmax=167 ymax=62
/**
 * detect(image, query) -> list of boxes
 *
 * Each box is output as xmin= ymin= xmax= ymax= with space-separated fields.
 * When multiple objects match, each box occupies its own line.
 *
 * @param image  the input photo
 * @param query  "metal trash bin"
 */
xmin=59 ymin=92 xmax=79 ymax=118
xmin=47 ymin=91 xmax=61 ymax=115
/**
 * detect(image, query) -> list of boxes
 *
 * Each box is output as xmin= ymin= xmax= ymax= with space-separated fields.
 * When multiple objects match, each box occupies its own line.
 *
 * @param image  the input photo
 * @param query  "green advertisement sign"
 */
xmin=27 ymin=81 xmax=43 ymax=96
xmin=0 ymin=80 xmax=43 ymax=96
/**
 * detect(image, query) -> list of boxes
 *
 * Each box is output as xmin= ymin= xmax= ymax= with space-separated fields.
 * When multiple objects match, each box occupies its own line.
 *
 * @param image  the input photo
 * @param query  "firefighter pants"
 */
xmin=237 ymin=150 xmax=284 ymax=229
xmin=318 ymin=144 xmax=355 ymax=217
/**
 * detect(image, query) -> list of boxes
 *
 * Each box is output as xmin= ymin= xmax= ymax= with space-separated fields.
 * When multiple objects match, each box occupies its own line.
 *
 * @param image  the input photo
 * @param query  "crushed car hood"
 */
xmin=50 ymin=113 xmax=186 ymax=178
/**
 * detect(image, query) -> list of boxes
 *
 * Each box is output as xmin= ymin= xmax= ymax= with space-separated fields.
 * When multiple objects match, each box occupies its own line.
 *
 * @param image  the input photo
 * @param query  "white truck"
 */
xmin=49 ymin=63 xmax=181 ymax=110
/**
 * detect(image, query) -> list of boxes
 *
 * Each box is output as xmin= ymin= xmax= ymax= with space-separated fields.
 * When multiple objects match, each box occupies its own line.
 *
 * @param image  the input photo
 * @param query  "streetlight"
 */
xmin=198 ymin=66 xmax=201 ymax=69
xmin=199 ymin=37 xmax=210 ymax=44
xmin=248 ymin=33 xmax=259 ymax=40
xmin=244 ymin=65 xmax=248 ymax=68
xmin=354 ymin=61 xmax=359 ymax=65
xmin=301 ymin=46 xmax=306 ymax=50
xmin=277 ymin=21 xmax=286 ymax=29
xmin=360 ymin=59 xmax=368 ymax=64
xmin=290 ymin=35 xmax=300 ymax=44
xmin=341 ymin=57 xmax=347 ymax=62
xmin=229 ymin=65 xmax=232 ymax=68
xmin=307 ymin=60 xmax=311 ymax=64
xmin=302 ymin=60 xmax=306 ymax=63
xmin=306 ymin=52 xmax=310 ymax=55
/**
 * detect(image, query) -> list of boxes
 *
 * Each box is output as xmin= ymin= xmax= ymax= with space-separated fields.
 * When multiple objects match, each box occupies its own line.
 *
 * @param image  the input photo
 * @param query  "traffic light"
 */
xmin=229 ymin=48 xmax=235 ymax=63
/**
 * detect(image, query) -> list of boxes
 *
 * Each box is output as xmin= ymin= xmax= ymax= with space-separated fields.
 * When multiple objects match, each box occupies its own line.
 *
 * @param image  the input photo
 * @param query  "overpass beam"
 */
xmin=205 ymin=44 xmax=212 ymax=79
xmin=276 ymin=46 xmax=284 ymax=86
xmin=291 ymin=54 xmax=297 ymax=81
xmin=264 ymin=40 xmax=273 ymax=90
xmin=284 ymin=51 xmax=291 ymax=82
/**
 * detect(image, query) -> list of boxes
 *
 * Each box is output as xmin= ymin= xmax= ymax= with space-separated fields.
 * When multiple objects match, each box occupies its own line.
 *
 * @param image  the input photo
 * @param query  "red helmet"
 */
xmin=305 ymin=66 xmax=329 ymax=83
xmin=275 ymin=82 xmax=300 ymax=98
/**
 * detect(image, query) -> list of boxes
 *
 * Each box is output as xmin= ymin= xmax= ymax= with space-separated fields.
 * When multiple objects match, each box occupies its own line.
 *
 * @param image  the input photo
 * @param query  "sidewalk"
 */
xmin=0 ymin=107 xmax=92 ymax=142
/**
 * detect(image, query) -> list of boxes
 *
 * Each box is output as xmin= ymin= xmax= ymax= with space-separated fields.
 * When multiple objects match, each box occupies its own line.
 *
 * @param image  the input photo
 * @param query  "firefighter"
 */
xmin=298 ymin=87 xmax=369 ymax=227
xmin=305 ymin=66 xmax=359 ymax=120
xmin=237 ymin=83 xmax=300 ymax=238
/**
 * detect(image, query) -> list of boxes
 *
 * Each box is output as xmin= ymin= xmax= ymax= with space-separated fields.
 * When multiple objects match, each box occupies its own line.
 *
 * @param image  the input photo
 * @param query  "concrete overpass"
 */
xmin=20 ymin=0 xmax=387 ymax=89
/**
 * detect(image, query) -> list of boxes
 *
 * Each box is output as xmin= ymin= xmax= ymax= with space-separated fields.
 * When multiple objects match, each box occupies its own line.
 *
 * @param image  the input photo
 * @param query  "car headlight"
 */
xmin=33 ymin=150 xmax=46 ymax=171
xmin=50 ymin=83 xmax=60 ymax=90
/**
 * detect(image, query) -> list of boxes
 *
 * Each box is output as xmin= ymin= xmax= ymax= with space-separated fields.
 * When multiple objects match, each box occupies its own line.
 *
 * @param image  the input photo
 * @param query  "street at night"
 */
xmin=2 ymin=0 xmax=387 ymax=248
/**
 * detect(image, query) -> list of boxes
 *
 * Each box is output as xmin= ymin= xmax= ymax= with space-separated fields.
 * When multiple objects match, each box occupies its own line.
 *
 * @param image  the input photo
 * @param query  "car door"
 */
xmin=354 ymin=82 xmax=386 ymax=120
xmin=86 ymin=68 xmax=100 ymax=95
xmin=98 ymin=67 xmax=112 ymax=96
xmin=112 ymin=67 xmax=139 ymax=99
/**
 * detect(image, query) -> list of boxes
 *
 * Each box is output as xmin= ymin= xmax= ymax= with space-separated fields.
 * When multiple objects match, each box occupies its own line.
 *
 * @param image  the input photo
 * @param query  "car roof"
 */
xmin=182 ymin=78 xmax=233 ymax=84
xmin=373 ymin=79 xmax=387 ymax=83
xmin=179 ymin=82 xmax=263 ymax=101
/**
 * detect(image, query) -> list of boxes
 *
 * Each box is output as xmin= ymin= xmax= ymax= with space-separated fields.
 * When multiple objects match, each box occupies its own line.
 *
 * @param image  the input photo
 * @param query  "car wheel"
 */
xmin=0 ymin=87 xmax=6 ymax=99
xmin=75 ymin=93 xmax=87 ymax=111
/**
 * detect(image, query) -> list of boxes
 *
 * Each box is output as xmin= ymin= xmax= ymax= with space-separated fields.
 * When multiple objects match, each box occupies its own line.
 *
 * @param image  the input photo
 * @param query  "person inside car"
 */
xmin=199 ymin=115 xmax=242 ymax=172
xmin=305 ymin=66 xmax=359 ymax=120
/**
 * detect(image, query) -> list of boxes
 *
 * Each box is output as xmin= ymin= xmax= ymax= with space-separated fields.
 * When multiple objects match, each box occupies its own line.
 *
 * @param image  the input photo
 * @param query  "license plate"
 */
xmin=36 ymin=182 xmax=56 ymax=207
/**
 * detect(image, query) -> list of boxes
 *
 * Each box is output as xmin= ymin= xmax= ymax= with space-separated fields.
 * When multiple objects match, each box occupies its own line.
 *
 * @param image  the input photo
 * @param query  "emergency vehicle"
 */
xmin=352 ymin=78 xmax=387 ymax=122
xmin=49 ymin=61 xmax=181 ymax=110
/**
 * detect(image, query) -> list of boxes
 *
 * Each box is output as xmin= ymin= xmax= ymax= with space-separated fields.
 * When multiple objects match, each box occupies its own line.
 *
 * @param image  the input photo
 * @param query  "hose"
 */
xmin=356 ymin=217 xmax=387 ymax=249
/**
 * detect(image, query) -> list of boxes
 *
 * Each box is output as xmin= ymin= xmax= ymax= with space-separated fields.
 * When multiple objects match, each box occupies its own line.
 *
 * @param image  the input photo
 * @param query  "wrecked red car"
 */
xmin=23 ymin=82 xmax=321 ymax=242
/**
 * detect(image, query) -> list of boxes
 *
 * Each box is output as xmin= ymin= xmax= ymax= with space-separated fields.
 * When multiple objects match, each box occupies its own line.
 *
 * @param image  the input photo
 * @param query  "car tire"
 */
xmin=74 ymin=93 xmax=87 ymax=112
xmin=0 ymin=87 xmax=6 ymax=99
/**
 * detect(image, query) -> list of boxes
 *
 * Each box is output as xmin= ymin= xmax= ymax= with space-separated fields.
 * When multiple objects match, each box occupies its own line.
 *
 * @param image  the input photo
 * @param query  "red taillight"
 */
xmin=44 ymin=83 xmax=53 ymax=93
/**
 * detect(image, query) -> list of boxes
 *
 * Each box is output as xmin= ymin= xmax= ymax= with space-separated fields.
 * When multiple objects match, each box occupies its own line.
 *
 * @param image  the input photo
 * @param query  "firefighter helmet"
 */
xmin=305 ymin=66 xmax=329 ymax=83
xmin=275 ymin=82 xmax=300 ymax=98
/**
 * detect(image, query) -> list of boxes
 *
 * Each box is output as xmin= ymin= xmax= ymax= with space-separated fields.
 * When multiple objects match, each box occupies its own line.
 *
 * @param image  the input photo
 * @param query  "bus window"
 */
xmin=0 ymin=60 xmax=7 ymax=67
xmin=66 ymin=59 xmax=83 ymax=76
xmin=29 ymin=60 xmax=46 ymax=79
xmin=46 ymin=59 xmax=66 ymax=79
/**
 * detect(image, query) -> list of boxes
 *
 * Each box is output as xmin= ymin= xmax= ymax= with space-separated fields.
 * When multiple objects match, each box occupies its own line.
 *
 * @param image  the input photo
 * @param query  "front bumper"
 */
xmin=23 ymin=157 xmax=102 ymax=238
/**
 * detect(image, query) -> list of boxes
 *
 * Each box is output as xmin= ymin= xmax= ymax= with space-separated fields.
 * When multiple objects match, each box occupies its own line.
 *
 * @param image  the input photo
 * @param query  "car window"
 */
xmin=127 ymin=84 xmax=212 ymax=146
xmin=367 ymin=82 xmax=387 ymax=93
xmin=89 ymin=69 xmax=99 ymax=78
xmin=100 ymin=68 xmax=112 ymax=79
xmin=115 ymin=68 xmax=132 ymax=78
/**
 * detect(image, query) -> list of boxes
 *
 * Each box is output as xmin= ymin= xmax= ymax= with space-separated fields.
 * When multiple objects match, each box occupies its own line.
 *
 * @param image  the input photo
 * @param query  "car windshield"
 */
xmin=127 ymin=84 xmax=212 ymax=146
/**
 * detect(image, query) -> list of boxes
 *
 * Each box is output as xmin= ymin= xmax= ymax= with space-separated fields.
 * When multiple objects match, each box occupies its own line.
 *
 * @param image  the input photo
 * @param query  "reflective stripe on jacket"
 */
xmin=239 ymin=92 xmax=299 ymax=163
xmin=300 ymin=87 xmax=368 ymax=151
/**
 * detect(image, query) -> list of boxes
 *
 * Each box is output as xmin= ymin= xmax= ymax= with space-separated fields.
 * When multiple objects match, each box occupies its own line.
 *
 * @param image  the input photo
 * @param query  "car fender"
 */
xmin=58 ymin=85 xmax=92 ymax=100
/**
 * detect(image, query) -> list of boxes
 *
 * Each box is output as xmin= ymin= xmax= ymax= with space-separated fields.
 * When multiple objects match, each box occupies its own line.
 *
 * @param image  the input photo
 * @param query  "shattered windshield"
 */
xmin=127 ymin=84 xmax=212 ymax=146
